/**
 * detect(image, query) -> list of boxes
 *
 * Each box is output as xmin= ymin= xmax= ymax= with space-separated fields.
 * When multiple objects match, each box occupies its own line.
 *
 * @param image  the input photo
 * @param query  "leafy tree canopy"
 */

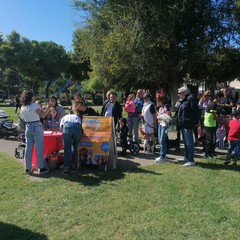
xmin=72 ymin=0 xmax=240 ymax=101
xmin=0 ymin=31 xmax=90 ymax=98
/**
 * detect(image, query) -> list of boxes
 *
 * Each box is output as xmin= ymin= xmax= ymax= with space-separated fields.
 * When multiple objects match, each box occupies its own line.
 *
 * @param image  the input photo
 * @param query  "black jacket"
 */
xmin=101 ymin=100 xmax=122 ymax=126
xmin=178 ymin=94 xmax=200 ymax=129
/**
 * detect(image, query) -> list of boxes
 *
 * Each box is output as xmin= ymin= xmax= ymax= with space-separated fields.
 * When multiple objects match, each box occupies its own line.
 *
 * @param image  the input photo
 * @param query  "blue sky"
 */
xmin=0 ymin=0 xmax=86 ymax=51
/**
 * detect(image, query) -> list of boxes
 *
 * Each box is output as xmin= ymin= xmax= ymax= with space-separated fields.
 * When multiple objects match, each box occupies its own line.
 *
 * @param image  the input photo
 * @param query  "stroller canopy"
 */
xmin=0 ymin=110 xmax=9 ymax=118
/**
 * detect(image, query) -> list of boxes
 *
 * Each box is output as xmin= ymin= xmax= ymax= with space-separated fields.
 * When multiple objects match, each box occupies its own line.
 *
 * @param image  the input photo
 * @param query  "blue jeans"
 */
xmin=227 ymin=140 xmax=240 ymax=161
xmin=62 ymin=123 xmax=82 ymax=168
xmin=158 ymin=125 xmax=168 ymax=159
xmin=127 ymin=116 xmax=140 ymax=143
xmin=25 ymin=122 xmax=44 ymax=170
xmin=181 ymin=129 xmax=195 ymax=162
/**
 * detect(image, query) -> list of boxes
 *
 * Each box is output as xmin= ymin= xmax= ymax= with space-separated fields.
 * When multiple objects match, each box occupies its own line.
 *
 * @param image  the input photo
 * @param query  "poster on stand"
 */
xmin=78 ymin=116 xmax=117 ymax=170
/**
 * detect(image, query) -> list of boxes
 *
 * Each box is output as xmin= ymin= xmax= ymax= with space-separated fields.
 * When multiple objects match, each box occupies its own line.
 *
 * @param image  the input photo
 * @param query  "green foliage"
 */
xmin=72 ymin=0 xmax=240 ymax=98
xmin=0 ymin=31 xmax=90 ymax=98
xmin=206 ymin=48 xmax=240 ymax=83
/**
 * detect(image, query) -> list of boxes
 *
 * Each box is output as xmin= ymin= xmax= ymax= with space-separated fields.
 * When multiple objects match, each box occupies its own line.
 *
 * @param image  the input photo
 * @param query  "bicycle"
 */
xmin=116 ymin=132 xmax=140 ymax=155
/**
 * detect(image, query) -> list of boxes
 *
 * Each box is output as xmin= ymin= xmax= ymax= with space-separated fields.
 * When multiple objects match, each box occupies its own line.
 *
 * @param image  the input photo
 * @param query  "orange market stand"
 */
xmin=79 ymin=116 xmax=117 ymax=171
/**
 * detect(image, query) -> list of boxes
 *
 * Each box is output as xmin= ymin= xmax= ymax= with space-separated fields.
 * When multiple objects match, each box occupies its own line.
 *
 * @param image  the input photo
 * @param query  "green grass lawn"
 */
xmin=1 ymin=152 xmax=240 ymax=240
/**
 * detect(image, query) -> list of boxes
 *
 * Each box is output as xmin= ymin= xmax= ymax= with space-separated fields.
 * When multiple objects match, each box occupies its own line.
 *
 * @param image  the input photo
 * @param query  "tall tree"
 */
xmin=72 ymin=0 xmax=240 ymax=102
xmin=0 ymin=31 xmax=74 ymax=98
xmin=32 ymin=41 xmax=70 ymax=98
xmin=0 ymin=31 xmax=36 ymax=94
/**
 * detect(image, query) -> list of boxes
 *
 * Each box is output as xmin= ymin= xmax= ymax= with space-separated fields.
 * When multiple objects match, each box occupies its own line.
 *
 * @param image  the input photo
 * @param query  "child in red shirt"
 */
xmin=224 ymin=109 xmax=240 ymax=166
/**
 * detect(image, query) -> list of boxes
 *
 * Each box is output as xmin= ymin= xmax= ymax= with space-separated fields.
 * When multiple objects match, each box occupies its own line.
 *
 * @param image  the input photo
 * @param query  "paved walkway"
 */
xmin=0 ymin=132 xmax=227 ymax=170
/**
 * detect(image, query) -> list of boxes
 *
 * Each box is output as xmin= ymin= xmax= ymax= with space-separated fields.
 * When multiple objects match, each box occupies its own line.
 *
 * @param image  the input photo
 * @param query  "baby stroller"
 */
xmin=15 ymin=114 xmax=26 ymax=158
xmin=0 ymin=110 xmax=18 ymax=139
xmin=15 ymin=132 xmax=26 ymax=159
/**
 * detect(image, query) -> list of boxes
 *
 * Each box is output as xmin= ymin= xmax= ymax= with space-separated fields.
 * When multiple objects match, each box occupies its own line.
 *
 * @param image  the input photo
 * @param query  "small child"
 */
xmin=224 ymin=109 xmax=240 ymax=166
xmin=118 ymin=118 xmax=129 ymax=156
xmin=124 ymin=94 xmax=136 ymax=117
xmin=216 ymin=118 xmax=226 ymax=149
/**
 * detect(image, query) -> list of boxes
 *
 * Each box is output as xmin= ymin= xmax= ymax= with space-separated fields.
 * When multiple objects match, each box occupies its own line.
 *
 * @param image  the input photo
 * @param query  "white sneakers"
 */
xmin=155 ymin=157 xmax=196 ymax=166
xmin=182 ymin=161 xmax=196 ymax=167
xmin=178 ymin=158 xmax=188 ymax=162
xmin=155 ymin=157 xmax=167 ymax=163
xmin=177 ymin=158 xmax=196 ymax=166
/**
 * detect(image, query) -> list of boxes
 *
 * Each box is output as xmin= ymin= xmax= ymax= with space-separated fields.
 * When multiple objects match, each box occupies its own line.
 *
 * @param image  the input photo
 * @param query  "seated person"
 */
xmin=45 ymin=96 xmax=65 ymax=119
xmin=44 ymin=107 xmax=61 ymax=130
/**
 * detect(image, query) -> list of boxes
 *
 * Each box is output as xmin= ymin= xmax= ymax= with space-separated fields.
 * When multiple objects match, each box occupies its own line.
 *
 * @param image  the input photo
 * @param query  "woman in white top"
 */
xmin=20 ymin=90 xmax=54 ymax=174
xmin=141 ymin=93 xmax=157 ymax=147
xmin=60 ymin=101 xmax=83 ymax=175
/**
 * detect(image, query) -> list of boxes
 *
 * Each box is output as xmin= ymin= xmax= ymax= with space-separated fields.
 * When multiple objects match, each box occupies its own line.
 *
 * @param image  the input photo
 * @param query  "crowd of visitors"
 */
xmin=119 ymin=86 xmax=240 ymax=168
xmin=18 ymin=86 xmax=240 ymax=174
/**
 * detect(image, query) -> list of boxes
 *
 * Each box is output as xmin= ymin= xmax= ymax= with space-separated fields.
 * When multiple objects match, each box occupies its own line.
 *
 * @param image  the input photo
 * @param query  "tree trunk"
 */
xmin=102 ymin=77 xmax=114 ymax=101
xmin=45 ymin=80 xmax=52 ymax=99
xmin=168 ymin=77 xmax=180 ymax=111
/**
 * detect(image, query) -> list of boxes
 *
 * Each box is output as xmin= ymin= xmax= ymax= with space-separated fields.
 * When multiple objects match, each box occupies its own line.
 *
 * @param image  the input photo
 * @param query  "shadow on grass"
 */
xmin=72 ymin=162 xmax=161 ymax=187
xmin=0 ymin=221 xmax=48 ymax=240
xmin=194 ymin=147 xmax=240 ymax=172
xmin=27 ymin=145 xmax=231 ymax=184
xmin=30 ymin=157 xmax=161 ymax=186
xmin=196 ymin=160 xmax=240 ymax=172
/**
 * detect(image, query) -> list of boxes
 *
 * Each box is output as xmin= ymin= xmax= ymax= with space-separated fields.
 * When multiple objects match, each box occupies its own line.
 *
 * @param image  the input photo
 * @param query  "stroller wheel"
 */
xmin=129 ymin=143 xmax=140 ymax=155
xmin=15 ymin=152 xmax=20 ymax=158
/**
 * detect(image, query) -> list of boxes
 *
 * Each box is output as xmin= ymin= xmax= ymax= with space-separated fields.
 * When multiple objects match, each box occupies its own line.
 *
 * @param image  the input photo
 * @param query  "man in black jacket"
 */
xmin=177 ymin=87 xmax=200 ymax=166
xmin=101 ymin=92 xmax=122 ymax=127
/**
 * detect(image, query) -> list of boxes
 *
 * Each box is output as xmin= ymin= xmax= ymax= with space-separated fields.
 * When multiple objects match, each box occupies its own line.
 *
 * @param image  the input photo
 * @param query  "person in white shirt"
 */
xmin=20 ymin=90 xmax=54 ymax=174
xmin=60 ymin=101 xmax=83 ymax=175
xmin=141 ymin=93 xmax=157 ymax=148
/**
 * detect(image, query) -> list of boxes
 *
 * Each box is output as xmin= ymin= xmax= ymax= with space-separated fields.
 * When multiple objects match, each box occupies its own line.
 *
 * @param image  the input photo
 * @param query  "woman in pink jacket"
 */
xmin=124 ymin=94 xmax=136 ymax=117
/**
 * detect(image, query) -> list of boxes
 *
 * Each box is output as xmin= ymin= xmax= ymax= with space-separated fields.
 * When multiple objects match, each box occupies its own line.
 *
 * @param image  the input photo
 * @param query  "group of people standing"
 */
xmin=18 ymin=85 xmax=240 ymax=175
xmin=19 ymin=91 xmax=98 ymax=175
xmin=117 ymin=86 xmax=240 ymax=168
xmin=198 ymin=87 xmax=240 ymax=166
xmin=154 ymin=86 xmax=240 ymax=167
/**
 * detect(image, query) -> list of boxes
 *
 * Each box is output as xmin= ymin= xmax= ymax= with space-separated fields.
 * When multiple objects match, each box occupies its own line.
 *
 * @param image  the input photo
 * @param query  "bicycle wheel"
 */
xmin=129 ymin=142 xmax=140 ymax=155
